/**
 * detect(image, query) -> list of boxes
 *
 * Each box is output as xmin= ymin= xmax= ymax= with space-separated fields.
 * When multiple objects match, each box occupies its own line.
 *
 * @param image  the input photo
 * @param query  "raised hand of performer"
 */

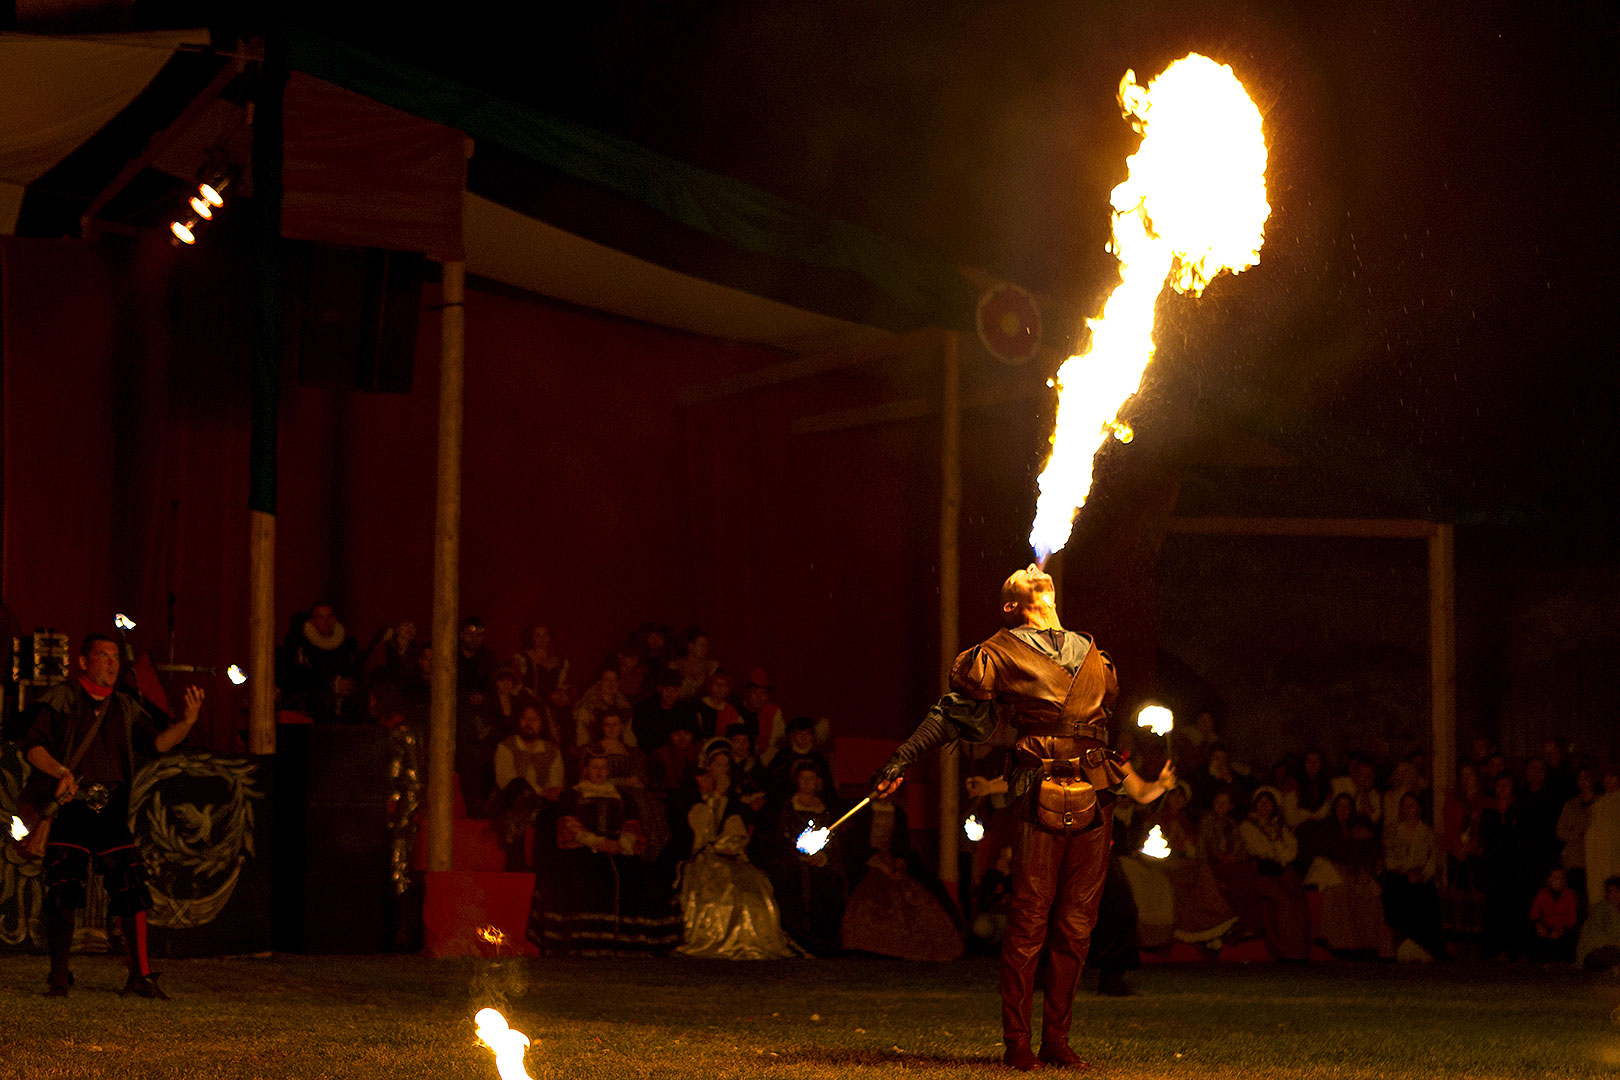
xmin=155 ymin=685 xmax=204 ymax=752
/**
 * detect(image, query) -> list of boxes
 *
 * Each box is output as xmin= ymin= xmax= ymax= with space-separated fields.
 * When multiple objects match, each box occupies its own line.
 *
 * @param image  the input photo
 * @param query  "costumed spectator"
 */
xmin=674 ymin=739 xmax=798 ymax=959
xmin=455 ymin=667 xmax=524 ymax=816
xmin=22 ymin=634 xmax=203 ymax=998
xmin=527 ymin=750 xmax=679 ymax=955
xmin=1133 ymin=782 xmax=1238 ymax=950
xmin=1442 ymin=761 xmax=1488 ymax=887
xmin=580 ymin=710 xmax=666 ymax=861
xmin=764 ymin=716 xmax=837 ymax=804
xmin=1194 ymin=746 xmax=1249 ymax=810
xmin=1381 ymin=759 xmax=1424 ymax=841
xmin=634 ymin=669 xmax=698 ymax=750
xmin=1178 ymin=710 xmax=1220 ymax=777
xmin=277 ymin=601 xmax=364 ymax=720
xmin=842 ymin=797 xmax=964 ymax=962
xmin=1238 ymin=786 xmax=1313 ymax=962
xmin=1588 ymin=783 xmax=1620 ymax=912
xmin=611 ymin=640 xmax=650 ymax=704
xmin=636 ymin=623 xmax=675 ymax=682
xmin=768 ymin=759 xmax=847 ymax=956
xmin=1576 ymin=876 xmax=1620 ymax=973
xmin=649 ymin=723 xmax=700 ymax=798
xmin=725 ymin=723 xmax=769 ymax=813
xmin=399 ymin=642 xmax=433 ymax=730
xmin=1286 ymin=749 xmax=1334 ymax=828
xmin=1382 ymin=791 xmax=1447 ymax=960
xmin=1541 ymin=738 xmax=1576 ymax=806
xmin=742 ymin=668 xmax=790 ymax=763
xmin=1305 ymin=796 xmax=1392 ymax=958
xmin=670 ymin=629 xmax=719 ymax=700
xmin=1334 ymin=757 xmax=1383 ymax=828
xmin=512 ymin=623 xmax=569 ymax=703
xmin=972 ymin=845 xmax=1015 ymax=949
xmin=368 ymin=619 xmax=421 ymax=686
xmin=456 ymin=616 xmax=498 ymax=710
xmin=1557 ymin=767 xmax=1600 ymax=901
xmin=573 ymin=668 xmax=634 ymax=748
xmin=695 ymin=670 xmax=741 ymax=742
xmin=1480 ymin=772 xmax=1533 ymax=959
xmin=1520 ymin=758 xmax=1564 ymax=871
xmin=1528 ymin=866 xmax=1580 ymax=964
xmin=1200 ymin=788 xmax=1267 ymax=944
xmin=487 ymin=704 xmax=565 ymax=870
xmin=484 ymin=666 xmax=542 ymax=735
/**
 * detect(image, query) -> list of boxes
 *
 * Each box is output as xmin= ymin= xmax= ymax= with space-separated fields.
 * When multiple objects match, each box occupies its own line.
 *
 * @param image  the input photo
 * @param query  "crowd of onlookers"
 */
xmin=273 ymin=601 xmax=1619 ymax=968
xmin=1084 ymin=712 xmax=1620 ymax=970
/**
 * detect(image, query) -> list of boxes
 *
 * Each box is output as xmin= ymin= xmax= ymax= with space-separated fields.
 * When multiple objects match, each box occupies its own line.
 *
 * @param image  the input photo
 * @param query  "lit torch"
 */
xmin=1141 ymin=825 xmax=1171 ymax=859
xmin=1136 ymin=704 xmax=1174 ymax=758
xmin=1030 ymin=53 xmax=1270 ymax=563
xmin=475 ymin=1008 xmax=534 ymax=1080
xmin=9 ymin=815 xmax=26 ymax=842
xmin=963 ymin=814 xmax=986 ymax=843
xmin=795 ymin=796 xmax=874 ymax=855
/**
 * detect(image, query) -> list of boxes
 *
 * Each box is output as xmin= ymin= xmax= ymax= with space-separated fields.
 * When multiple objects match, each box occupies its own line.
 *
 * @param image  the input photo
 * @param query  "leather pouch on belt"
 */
xmin=1035 ymin=778 xmax=1097 ymax=833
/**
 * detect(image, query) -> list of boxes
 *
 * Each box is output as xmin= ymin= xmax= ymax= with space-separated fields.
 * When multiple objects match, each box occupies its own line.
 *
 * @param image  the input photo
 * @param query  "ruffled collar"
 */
xmin=303 ymin=620 xmax=347 ymax=651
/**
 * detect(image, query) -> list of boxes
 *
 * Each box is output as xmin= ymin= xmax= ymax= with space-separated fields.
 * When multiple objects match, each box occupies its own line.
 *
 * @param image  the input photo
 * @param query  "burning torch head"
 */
xmin=1136 ymin=704 xmax=1174 ymax=737
xmin=795 ymin=826 xmax=831 ymax=856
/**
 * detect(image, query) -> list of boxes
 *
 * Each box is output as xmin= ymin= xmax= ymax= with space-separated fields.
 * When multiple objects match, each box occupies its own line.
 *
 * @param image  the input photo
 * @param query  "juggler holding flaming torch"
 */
xmin=873 ymin=564 xmax=1174 ymax=1071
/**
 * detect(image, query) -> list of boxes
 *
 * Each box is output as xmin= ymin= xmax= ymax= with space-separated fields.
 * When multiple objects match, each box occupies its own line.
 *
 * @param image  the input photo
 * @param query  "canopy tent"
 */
xmin=0 ymin=28 xmax=1014 ymax=353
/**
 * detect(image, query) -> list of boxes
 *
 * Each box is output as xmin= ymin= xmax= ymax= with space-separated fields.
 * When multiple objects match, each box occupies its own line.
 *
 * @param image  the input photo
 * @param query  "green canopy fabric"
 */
xmin=285 ymin=28 xmax=980 ymax=332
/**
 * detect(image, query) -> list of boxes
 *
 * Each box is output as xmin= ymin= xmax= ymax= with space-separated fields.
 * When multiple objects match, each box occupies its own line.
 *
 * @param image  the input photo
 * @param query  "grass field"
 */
xmin=3 ymin=952 xmax=1616 ymax=1080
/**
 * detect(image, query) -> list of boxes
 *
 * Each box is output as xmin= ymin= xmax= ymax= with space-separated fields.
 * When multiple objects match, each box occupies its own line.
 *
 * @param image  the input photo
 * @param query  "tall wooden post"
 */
xmin=426 ymin=262 xmax=466 ymax=872
xmin=1428 ymin=523 xmax=1456 ymax=862
xmin=247 ymin=513 xmax=277 ymax=754
xmin=937 ymin=332 xmax=962 ymax=896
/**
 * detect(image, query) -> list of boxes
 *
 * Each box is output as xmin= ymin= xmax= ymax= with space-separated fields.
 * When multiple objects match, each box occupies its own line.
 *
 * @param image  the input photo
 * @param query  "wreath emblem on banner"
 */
xmin=0 ymin=747 xmax=45 ymax=947
xmin=129 ymin=753 xmax=263 ymax=930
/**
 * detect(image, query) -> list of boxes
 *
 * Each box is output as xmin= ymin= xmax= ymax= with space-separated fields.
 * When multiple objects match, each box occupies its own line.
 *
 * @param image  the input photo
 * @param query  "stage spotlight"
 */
xmin=189 ymin=196 xmax=214 ymax=220
xmin=199 ymin=183 xmax=224 ymax=207
xmin=170 ymin=221 xmax=196 ymax=244
xmin=227 ymin=664 xmax=247 ymax=686
xmin=114 ymin=613 xmax=137 ymax=631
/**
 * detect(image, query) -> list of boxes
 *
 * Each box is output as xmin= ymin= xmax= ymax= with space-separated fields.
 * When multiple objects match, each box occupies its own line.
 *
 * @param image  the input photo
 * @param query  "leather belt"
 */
xmin=1039 ymin=749 xmax=1116 ymax=779
xmin=1016 ymin=721 xmax=1109 ymax=742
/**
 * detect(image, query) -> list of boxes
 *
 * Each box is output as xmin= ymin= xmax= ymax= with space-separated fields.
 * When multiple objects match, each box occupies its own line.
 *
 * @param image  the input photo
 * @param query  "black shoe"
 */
xmin=44 ymin=971 xmax=72 ymax=998
xmin=120 ymin=973 xmax=169 ymax=1000
xmin=1003 ymin=1042 xmax=1045 ymax=1072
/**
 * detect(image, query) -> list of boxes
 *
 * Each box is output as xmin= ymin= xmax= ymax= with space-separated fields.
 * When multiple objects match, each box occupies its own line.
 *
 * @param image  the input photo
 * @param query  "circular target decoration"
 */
xmin=976 ymin=282 xmax=1042 ymax=365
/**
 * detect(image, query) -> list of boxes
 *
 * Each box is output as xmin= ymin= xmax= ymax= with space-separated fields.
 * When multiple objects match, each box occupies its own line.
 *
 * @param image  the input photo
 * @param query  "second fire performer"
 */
xmin=876 ymin=564 xmax=1173 ymax=1071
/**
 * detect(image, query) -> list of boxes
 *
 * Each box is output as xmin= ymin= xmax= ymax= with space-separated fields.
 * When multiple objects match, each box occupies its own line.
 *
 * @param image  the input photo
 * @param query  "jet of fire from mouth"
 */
xmin=1029 ymin=53 xmax=1270 ymax=562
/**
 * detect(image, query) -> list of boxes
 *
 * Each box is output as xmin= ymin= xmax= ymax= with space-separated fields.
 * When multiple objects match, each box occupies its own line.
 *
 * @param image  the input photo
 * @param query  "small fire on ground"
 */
xmin=476 ymin=1008 xmax=534 ymax=1080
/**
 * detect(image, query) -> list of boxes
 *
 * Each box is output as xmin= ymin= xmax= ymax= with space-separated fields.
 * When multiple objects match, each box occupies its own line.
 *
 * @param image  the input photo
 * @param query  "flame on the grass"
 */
xmin=1141 ymin=825 xmax=1171 ymax=859
xmin=963 ymin=815 xmax=986 ymax=843
xmin=477 ymin=925 xmax=506 ymax=946
xmin=1136 ymin=704 xmax=1174 ymax=737
xmin=796 ymin=825 xmax=831 ymax=855
xmin=1029 ymin=53 xmax=1270 ymax=561
xmin=475 ymin=1008 xmax=534 ymax=1080
xmin=9 ymin=815 xmax=26 ymax=842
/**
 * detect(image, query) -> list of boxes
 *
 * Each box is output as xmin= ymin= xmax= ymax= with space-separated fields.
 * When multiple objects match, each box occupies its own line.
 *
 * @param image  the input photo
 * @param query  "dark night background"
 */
xmin=6 ymin=0 xmax=1618 ymax=766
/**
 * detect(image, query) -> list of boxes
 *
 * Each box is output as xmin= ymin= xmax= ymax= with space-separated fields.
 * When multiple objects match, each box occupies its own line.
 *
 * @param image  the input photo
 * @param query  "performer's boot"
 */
xmin=1003 ymin=1040 xmax=1045 ymax=1072
xmin=44 ymin=907 xmax=74 ymax=997
xmin=118 ymin=912 xmax=167 ymax=1000
xmin=1037 ymin=944 xmax=1090 ymax=1069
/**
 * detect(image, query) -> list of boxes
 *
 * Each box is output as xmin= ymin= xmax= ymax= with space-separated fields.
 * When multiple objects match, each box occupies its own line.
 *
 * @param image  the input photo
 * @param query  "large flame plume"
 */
xmin=1029 ymin=53 xmax=1270 ymax=561
xmin=475 ymin=1008 xmax=534 ymax=1080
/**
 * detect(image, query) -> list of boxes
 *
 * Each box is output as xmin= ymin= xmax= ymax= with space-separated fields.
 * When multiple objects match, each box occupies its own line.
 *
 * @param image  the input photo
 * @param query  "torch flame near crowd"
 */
xmin=1029 ymin=53 xmax=1270 ymax=563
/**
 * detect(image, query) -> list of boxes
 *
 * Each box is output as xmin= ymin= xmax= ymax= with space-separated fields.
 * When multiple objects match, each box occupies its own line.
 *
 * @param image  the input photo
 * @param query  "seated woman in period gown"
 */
xmin=1128 ymin=783 xmax=1238 ymax=948
xmin=1304 ymin=793 xmax=1394 ymax=957
xmin=674 ymin=738 xmax=798 ymax=959
xmin=579 ymin=709 xmax=669 ymax=861
xmin=526 ymin=750 xmax=679 ymax=956
xmin=766 ymin=759 xmax=847 ymax=955
xmin=841 ymin=798 xmax=964 ymax=961
xmin=1237 ymin=786 xmax=1314 ymax=962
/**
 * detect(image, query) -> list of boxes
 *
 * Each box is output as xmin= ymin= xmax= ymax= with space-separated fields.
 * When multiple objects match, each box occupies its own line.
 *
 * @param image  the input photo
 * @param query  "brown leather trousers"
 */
xmin=1000 ymin=737 xmax=1115 ymax=1050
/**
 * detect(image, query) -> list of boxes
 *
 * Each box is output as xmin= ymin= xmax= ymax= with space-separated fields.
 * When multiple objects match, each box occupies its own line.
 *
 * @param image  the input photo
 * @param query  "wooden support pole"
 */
xmin=938 ymin=331 xmax=962 ymax=896
xmin=247 ymin=511 xmax=277 ymax=754
xmin=427 ymin=262 xmax=466 ymax=873
xmin=1428 ymin=523 xmax=1457 ymax=862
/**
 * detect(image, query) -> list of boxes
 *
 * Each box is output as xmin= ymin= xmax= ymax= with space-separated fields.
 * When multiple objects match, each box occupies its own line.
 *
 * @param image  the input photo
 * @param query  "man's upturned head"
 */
xmin=1000 ymin=563 xmax=1056 ymax=628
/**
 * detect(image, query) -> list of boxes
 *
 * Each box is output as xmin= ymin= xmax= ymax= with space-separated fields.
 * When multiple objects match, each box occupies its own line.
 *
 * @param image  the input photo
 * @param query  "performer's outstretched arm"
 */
xmin=873 ymin=692 xmax=993 ymax=798
xmin=1120 ymin=759 xmax=1177 ymax=804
